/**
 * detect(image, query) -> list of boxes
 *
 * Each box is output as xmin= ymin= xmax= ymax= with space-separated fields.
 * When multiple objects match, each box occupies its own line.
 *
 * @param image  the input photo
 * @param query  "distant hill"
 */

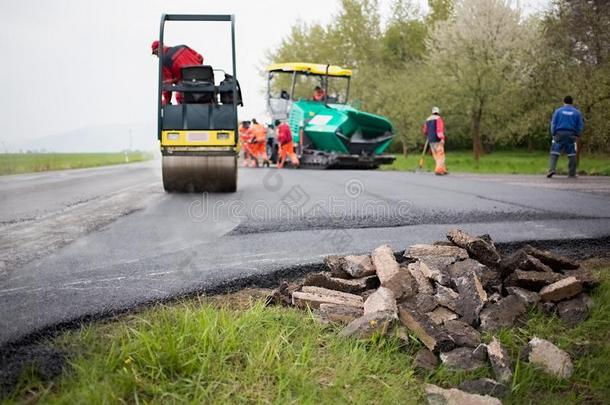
xmin=6 ymin=124 xmax=158 ymax=153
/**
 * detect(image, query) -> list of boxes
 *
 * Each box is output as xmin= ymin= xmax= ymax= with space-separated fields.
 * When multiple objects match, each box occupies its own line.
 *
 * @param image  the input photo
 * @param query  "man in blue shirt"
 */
xmin=547 ymin=95 xmax=584 ymax=178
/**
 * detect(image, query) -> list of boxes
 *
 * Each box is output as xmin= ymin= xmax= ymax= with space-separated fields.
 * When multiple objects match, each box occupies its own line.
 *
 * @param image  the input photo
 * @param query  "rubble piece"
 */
xmin=427 ymin=307 xmax=459 ymax=326
xmin=433 ymin=240 xmax=454 ymax=246
xmin=459 ymin=378 xmax=509 ymax=399
xmin=500 ymin=249 xmax=554 ymax=275
xmin=477 ymin=234 xmax=496 ymax=247
xmin=406 ymin=244 xmax=469 ymax=260
xmin=372 ymin=245 xmax=416 ymax=300
xmin=561 ymin=268 xmax=600 ymax=290
xmin=303 ymin=272 xmax=379 ymax=294
xmin=403 ymin=293 xmax=438 ymax=313
xmin=440 ymin=347 xmax=486 ymax=371
xmin=339 ymin=311 xmax=396 ymax=339
xmin=324 ymin=255 xmax=350 ymax=279
xmin=557 ymin=294 xmax=593 ymax=327
xmin=487 ymin=337 xmax=513 ymax=384
xmin=444 ymin=320 xmax=482 ymax=348
xmin=523 ymin=244 xmax=579 ymax=271
xmin=408 ymin=262 xmax=434 ymax=295
xmin=414 ymin=348 xmax=439 ymax=372
xmin=539 ymin=277 xmax=582 ymax=302
xmin=425 ymin=384 xmax=502 ymax=405
xmin=505 ymin=286 xmax=540 ymax=306
xmin=538 ymin=302 xmax=557 ymax=316
xmin=434 ymin=285 xmax=461 ymax=313
xmin=454 ymin=272 xmax=487 ymax=325
xmin=292 ymin=286 xmax=363 ymax=309
xmin=360 ymin=289 xmax=376 ymax=301
xmin=343 ymin=255 xmax=376 ymax=278
xmin=267 ymin=282 xmax=292 ymax=307
xmin=525 ymin=337 xmax=573 ymax=379
xmin=446 ymin=229 xmax=501 ymax=267
xmin=505 ymin=270 xmax=564 ymax=291
xmin=472 ymin=343 xmax=488 ymax=360
xmin=364 ymin=287 xmax=398 ymax=316
xmin=448 ymin=259 xmax=501 ymax=293
xmin=398 ymin=304 xmax=454 ymax=353
xmin=479 ymin=295 xmax=526 ymax=332
xmin=317 ymin=304 xmax=363 ymax=325
xmin=418 ymin=256 xmax=456 ymax=286
xmin=488 ymin=292 xmax=502 ymax=303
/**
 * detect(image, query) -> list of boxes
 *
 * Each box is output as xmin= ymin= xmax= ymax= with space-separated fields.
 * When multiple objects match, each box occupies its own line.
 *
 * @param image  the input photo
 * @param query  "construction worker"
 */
xmin=248 ymin=119 xmax=269 ymax=167
xmin=422 ymin=106 xmax=448 ymax=175
xmin=275 ymin=120 xmax=300 ymax=168
xmin=547 ymin=95 xmax=584 ymax=178
xmin=151 ymin=41 xmax=204 ymax=105
xmin=239 ymin=120 xmax=253 ymax=167
xmin=313 ymin=86 xmax=326 ymax=101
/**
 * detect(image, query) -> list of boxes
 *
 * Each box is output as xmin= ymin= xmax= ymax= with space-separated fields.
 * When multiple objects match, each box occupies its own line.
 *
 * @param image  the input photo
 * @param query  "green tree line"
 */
xmin=266 ymin=0 xmax=610 ymax=160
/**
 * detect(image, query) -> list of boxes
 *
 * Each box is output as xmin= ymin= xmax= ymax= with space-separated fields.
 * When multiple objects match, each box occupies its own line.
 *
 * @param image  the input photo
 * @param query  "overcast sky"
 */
xmin=0 ymin=0 xmax=550 ymax=150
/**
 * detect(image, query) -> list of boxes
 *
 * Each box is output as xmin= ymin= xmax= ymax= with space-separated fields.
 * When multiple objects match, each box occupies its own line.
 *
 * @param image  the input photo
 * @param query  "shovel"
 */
xmin=416 ymin=139 xmax=429 ymax=172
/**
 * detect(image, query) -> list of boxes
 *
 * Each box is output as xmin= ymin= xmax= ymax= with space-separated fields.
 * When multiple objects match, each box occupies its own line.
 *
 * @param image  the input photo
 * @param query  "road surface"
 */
xmin=1 ymin=161 xmax=610 ymax=346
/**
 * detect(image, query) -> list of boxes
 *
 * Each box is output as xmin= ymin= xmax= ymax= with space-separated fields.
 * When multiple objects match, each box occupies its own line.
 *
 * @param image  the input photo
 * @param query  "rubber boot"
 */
xmin=547 ymin=154 xmax=559 ymax=178
xmin=568 ymin=155 xmax=577 ymax=177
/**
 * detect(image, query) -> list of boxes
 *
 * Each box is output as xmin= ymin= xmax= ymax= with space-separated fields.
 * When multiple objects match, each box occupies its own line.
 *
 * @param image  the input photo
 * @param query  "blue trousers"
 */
xmin=549 ymin=131 xmax=578 ymax=176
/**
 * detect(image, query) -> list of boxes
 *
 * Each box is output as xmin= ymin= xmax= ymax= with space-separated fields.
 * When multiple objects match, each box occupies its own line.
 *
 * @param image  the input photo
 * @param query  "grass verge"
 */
xmin=5 ymin=267 xmax=610 ymax=404
xmin=383 ymin=150 xmax=610 ymax=175
xmin=0 ymin=152 xmax=155 ymax=175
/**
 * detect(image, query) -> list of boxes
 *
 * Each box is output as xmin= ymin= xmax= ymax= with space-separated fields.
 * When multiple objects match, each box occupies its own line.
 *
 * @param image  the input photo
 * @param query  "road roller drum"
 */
xmin=162 ymin=154 xmax=237 ymax=192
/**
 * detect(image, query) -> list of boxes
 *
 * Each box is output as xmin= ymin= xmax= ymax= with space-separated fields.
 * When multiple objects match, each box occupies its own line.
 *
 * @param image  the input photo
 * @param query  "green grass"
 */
xmin=0 ymin=152 xmax=155 ymax=175
xmin=5 ymin=269 xmax=610 ymax=404
xmin=383 ymin=150 xmax=610 ymax=175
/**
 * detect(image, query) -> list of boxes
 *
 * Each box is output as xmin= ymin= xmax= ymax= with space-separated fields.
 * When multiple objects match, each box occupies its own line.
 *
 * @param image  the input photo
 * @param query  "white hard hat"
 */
xmin=432 ymin=106 xmax=440 ymax=114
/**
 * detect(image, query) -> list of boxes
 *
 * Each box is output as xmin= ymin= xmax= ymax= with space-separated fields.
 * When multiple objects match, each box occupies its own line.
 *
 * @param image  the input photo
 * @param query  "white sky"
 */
xmin=0 ymin=0 xmax=549 ymax=149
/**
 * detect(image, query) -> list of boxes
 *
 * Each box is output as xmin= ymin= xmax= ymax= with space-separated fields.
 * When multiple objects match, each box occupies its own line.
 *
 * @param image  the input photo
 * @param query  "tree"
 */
xmin=427 ymin=0 xmax=535 ymax=161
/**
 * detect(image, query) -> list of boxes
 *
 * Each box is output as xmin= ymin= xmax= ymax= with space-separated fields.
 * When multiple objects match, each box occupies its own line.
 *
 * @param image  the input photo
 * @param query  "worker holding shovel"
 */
xmin=422 ymin=106 xmax=448 ymax=175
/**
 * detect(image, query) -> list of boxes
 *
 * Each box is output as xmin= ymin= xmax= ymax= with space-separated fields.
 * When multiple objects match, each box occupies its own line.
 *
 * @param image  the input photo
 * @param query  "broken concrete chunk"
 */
xmin=444 ymin=320 xmax=482 ymax=348
xmin=343 ymin=255 xmax=376 ymax=278
xmin=505 ymin=270 xmax=564 ymax=291
xmin=267 ymin=281 xmax=302 ymax=307
xmin=317 ymin=303 xmax=363 ymax=325
xmin=539 ymin=277 xmax=582 ymax=302
xmin=440 ymin=347 xmax=486 ymax=371
xmin=523 ymin=244 xmax=579 ymax=271
xmin=426 ymin=307 xmax=459 ymax=326
xmin=339 ymin=311 xmax=396 ymax=339
xmin=458 ymin=378 xmax=509 ymax=399
xmin=372 ymin=245 xmax=416 ymax=300
xmin=561 ymin=268 xmax=600 ymax=290
xmin=454 ymin=272 xmax=487 ymax=325
xmin=414 ymin=348 xmax=439 ymax=372
xmin=487 ymin=292 xmax=502 ymax=304
xmin=408 ymin=261 xmax=434 ymax=295
xmin=505 ymin=286 xmax=540 ymax=306
xmin=292 ymin=286 xmax=363 ymax=309
xmin=448 ymin=259 xmax=501 ymax=293
xmin=557 ymin=294 xmax=592 ymax=327
xmin=477 ymin=234 xmax=496 ymax=247
xmin=434 ymin=285 xmax=461 ymax=313
xmin=406 ymin=244 xmax=469 ymax=260
xmin=398 ymin=304 xmax=454 ymax=353
xmin=303 ymin=272 xmax=379 ymax=294
xmin=487 ymin=337 xmax=513 ymax=384
xmin=446 ymin=229 xmax=501 ymax=267
xmin=324 ymin=255 xmax=350 ymax=279
xmin=363 ymin=287 xmax=397 ymax=316
xmin=500 ymin=249 xmax=553 ymax=275
xmin=479 ymin=295 xmax=527 ymax=333
xmin=403 ymin=293 xmax=438 ymax=313
xmin=526 ymin=337 xmax=573 ymax=379
xmin=418 ymin=256 xmax=455 ymax=286
xmin=425 ymin=384 xmax=502 ymax=405
xmin=538 ymin=301 xmax=557 ymax=316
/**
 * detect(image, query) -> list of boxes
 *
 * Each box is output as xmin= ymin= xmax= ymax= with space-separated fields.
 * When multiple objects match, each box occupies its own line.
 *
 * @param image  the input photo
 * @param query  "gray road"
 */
xmin=1 ymin=161 xmax=610 ymax=346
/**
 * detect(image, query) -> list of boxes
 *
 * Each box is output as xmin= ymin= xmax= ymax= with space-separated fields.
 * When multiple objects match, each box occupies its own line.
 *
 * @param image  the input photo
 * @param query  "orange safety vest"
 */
xmin=249 ymin=123 xmax=267 ymax=143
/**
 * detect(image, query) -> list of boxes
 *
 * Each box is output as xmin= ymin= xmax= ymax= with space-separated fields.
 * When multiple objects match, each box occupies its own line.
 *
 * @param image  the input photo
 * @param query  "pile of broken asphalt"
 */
xmin=269 ymin=229 xmax=600 ymax=404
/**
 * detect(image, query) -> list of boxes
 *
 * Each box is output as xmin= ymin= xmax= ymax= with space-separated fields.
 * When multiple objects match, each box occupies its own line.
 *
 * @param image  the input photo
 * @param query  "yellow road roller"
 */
xmin=157 ymin=14 xmax=241 ymax=192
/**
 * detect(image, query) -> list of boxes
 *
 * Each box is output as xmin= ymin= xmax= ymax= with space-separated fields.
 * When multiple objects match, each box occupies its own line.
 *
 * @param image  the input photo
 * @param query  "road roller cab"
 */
xmin=157 ymin=14 xmax=241 ymax=192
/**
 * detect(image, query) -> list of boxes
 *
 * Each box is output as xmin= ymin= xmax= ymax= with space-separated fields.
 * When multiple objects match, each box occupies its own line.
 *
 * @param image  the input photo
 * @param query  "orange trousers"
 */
xmin=277 ymin=142 xmax=299 ymax=168
xmin=250 ymin=142 xmax=268 ymax=167
xmin=429 ymin=142 xmax=447 ymax=174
